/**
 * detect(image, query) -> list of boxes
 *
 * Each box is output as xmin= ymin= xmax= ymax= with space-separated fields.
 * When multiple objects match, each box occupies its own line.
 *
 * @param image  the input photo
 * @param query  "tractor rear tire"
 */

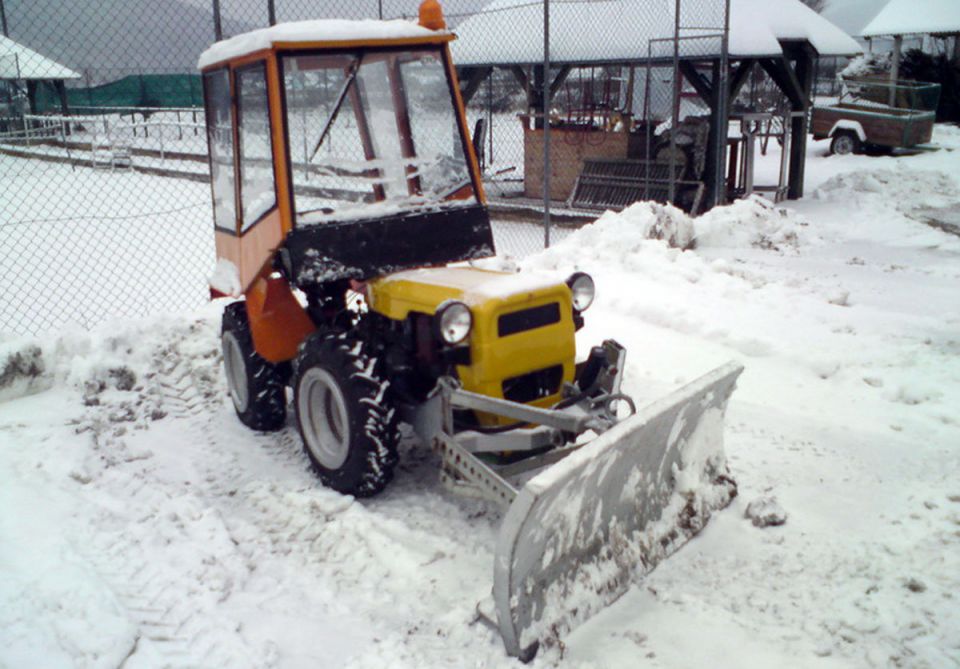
xmin=221 ymin=302 xmax=287 ymax=432
xmin=830 ymin=131 xmax=861 ymax=156
xmin=293 ymin=331 xmax=399 ymax=497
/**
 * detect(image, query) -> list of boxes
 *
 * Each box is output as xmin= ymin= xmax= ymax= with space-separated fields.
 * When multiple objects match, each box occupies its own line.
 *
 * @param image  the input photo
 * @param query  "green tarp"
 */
xmin=35 ymin=73 xmax=203 ymax=111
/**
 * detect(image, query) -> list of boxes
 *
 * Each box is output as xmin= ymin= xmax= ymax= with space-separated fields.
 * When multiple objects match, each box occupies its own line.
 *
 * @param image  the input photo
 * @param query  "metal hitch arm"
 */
xmin=444 ymin=382 xmax=593 ymax=434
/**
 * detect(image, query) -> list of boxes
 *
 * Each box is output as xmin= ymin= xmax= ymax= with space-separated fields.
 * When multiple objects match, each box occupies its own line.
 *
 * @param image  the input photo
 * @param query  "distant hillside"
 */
xmin=4 ymin=0 xmax=506 ymax=83
xmin=5 ymin=0 xmax=256 ymax=81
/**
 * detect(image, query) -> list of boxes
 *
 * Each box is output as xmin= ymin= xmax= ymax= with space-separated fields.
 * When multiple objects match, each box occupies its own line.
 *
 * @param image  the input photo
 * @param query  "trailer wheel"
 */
xmin=221 ymin=302 xmax=287 ymax=431
xmin=294 ymin=332 xmax=398 ymax=497
xmin=830 ymin=131 xmax=861 ymax=156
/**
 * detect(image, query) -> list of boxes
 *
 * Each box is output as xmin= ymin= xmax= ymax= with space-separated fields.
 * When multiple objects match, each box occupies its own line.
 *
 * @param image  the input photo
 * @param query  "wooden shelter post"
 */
xmin=759 ymin=45 xmax=815 ymax=200
xmin=678 ymin=58 xmax=734 ymax=209
xmin=889 ymin=35 xmax=902 ymax=106
xmin=26 ymin=80 xmax=37 ymax=114
xmin=516 ymin=65 xmax=570 ymax=129
xmin=458 ymin=66 xmax=493 ymax=105
xmin=55 ymin=80 xmax=70 ymax=116
xmin=787 ymin=46 xmax=815 ymax=200
xmin=729 ymin=59 xmax=755 ymax=101
xmin=706 ymin=59 xmax=729 ymax=208
xmin=531 ymin=66 xmax=544 ymax=128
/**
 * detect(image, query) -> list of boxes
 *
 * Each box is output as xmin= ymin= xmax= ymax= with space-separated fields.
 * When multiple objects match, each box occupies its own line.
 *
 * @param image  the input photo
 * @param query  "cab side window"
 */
xmin=202 ymin=69 xmax=236 ymax=232
xmin=236 ymin=63 xmax=277 ymax=232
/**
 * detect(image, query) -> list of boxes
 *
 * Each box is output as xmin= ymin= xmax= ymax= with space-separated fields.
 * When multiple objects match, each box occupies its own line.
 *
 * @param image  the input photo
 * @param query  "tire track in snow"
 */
xmin=73 ymin=319 xmax=510 ymax=667
xmin=73 ymin=326 xmax=269 ymax=668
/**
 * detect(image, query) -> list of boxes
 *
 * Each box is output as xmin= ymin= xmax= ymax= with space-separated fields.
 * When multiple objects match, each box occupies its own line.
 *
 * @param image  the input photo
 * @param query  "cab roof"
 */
xmin=198 ymin=19 xmax=452 ymax=70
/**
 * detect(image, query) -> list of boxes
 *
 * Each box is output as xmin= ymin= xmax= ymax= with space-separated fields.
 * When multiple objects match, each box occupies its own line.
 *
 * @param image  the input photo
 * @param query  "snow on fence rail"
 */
xmin=0 ymin=113 xmax=211 ymax=169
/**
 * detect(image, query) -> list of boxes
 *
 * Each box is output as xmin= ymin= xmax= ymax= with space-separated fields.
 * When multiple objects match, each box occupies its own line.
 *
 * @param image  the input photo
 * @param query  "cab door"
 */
xmin=203 ymin=58 xmax=286 ymax=294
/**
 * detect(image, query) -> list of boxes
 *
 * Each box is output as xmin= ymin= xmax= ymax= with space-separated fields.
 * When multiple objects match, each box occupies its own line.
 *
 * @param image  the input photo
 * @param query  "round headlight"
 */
xmin=436 ymin=301 xmax=472 ymax=345
xmin=567 ymin=272 xmax=595 ymax=312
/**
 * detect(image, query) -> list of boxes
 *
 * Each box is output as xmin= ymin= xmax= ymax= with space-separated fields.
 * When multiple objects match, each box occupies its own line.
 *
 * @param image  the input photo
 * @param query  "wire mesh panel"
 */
xmin=0 ymin=0 xmax=728 ymax=336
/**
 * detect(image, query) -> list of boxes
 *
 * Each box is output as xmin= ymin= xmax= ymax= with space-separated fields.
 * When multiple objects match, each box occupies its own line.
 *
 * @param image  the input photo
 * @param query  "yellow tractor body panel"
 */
xmin=367 ymin=266 xmax=504 ymax=320
xmin=370 ymin=267 xmax=576 ymax=415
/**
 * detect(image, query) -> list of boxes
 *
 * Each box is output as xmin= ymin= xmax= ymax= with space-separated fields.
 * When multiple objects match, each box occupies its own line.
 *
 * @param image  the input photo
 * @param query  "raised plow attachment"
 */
xmin=429 ymin=356 xmax=744 ymax=659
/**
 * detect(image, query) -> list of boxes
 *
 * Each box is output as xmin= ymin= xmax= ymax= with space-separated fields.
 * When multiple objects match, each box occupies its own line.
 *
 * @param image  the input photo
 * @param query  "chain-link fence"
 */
xmin=1 ymin=0 xmax=729 ymax=336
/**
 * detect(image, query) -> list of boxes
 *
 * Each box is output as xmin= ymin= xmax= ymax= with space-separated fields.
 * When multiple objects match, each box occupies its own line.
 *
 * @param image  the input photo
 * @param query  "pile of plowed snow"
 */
xmin=544 ymin=195 xmax=812 ymax=255
xmin=814 ymin=167 xmax=959 ymax=213
xmin=510 ymin=191 xmax=958 ymax=426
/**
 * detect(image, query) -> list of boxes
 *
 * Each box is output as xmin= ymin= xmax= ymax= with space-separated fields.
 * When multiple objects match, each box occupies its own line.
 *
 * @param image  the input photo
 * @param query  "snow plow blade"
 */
xmin=492 ymin=361 xmax=743 ymax=659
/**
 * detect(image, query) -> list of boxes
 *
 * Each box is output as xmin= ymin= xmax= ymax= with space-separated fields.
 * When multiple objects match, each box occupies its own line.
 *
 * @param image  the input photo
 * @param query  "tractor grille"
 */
xmin=498 ymin=302 xmax=561 ymax=337
xmin=502 ymin=365 xmax=563 ymax=404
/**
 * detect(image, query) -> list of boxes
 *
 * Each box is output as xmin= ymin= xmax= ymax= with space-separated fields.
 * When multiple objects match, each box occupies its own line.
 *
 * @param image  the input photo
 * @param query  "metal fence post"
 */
xmin=542 ymin=0 xmax=551 ymax=248
xmin=212 ymin=0 xmax=223 ymax=41
xmin=711 ymin=0 xmax=731 ymax=206
xmin=668 ymin=0 xmax=681 ymax=206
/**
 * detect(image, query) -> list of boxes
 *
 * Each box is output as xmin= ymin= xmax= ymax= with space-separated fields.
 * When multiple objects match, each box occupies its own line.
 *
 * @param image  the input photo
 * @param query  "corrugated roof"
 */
xmin=450 ymin=0 xmax=861 ymax=67
xmin=0 ymin=34 xmax=81 ymax=80
xmin=861 ymin=0 xmax=960 ymax=37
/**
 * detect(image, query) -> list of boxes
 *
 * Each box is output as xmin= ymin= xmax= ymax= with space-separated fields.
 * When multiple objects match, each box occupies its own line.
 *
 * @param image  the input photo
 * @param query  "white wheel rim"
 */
xmin=298 ymin=367 xmax=350 ymax=470
xmin=222 ymin=331 xmax=249 ymax=412
xmin=835 ymin=136 xmax=854 ymax=154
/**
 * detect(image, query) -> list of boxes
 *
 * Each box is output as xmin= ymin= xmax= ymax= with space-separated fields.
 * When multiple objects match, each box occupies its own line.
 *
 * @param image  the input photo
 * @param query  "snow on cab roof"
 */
xmin=451 ymin=0 xmax=860 ymax=67
xmin=198 ymin=19 xmax=447 ymax=69
xmin=0 ymin=34 xmax=81 ymax=80
xmin=861 ymin=0 xmax=960 ymax=38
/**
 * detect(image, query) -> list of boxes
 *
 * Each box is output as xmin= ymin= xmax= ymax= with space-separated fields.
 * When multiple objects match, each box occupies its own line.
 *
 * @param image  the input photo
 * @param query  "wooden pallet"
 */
xmin=567 ymin=158 xmax=705 ymax=214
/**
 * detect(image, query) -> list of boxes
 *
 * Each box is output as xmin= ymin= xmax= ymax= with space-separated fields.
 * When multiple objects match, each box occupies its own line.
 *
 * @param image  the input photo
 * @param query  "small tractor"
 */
xmin=199 ymin=2 xmax=742 ymax=658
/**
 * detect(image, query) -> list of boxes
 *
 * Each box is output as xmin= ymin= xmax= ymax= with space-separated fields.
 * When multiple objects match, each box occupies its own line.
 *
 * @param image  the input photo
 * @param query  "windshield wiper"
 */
xmin=310 ymin=55 xmax=363 ymax=162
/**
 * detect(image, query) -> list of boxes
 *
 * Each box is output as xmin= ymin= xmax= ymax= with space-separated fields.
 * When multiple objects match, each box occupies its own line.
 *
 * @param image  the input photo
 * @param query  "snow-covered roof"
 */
xmin=821 ymin=0 xmax=888 ymax=40
xmin=734 ymin=0 xmax=861 ymax=56
xmin=451 ymin=0 xmax=860 ymax=67
xmin=198 ymin=19 xmax=449 ymax=69
xmin=0 ymin=35 xmax=81 ymax=80
xmin=861 ymin=0 xmax=960 ymax=37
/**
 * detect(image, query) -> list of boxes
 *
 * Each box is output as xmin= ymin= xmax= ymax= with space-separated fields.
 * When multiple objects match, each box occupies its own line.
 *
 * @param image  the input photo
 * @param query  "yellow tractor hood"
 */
xmin=368 ymin=266 xmax=568 ymax=318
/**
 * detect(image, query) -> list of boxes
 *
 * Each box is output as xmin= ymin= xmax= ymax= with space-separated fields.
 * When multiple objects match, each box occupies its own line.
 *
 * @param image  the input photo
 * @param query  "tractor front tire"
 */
xmin=294 ymin=332 xmax=398 ymax=497
xmin=830 ymin=131 xmax=861 ymax=156
xmin=221 ymin=302 xmax=287 ymax=431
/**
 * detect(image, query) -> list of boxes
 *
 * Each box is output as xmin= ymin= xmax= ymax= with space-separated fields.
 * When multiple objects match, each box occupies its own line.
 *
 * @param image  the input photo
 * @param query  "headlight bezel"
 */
xmin=434 ymin=300 xmax=473 ymax=345
xmin=566 ymin=272 xmax=596 ymax=312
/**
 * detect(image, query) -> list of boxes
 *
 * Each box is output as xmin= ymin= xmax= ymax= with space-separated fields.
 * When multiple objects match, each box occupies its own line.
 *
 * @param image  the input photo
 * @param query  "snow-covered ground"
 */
xmin=2 ymin=127 xmax=959 ymax=668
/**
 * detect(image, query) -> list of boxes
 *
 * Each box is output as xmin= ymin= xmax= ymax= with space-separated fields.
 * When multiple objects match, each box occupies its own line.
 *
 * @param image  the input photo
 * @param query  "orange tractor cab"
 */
xmin=198 ymin=3 xmax=742 ymax=658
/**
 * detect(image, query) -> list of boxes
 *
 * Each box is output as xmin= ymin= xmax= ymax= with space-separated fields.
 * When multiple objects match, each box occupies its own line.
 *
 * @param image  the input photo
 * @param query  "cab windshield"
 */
xmin=280 ymin=48 xmax=477 ymax=225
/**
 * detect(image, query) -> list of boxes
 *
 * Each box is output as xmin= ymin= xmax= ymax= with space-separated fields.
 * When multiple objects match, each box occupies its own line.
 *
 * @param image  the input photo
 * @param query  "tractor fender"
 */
xmin=828 ymin=120 xmax=866 ymax=142
xmin=244 ymin=275 xmax=315 ymax=363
